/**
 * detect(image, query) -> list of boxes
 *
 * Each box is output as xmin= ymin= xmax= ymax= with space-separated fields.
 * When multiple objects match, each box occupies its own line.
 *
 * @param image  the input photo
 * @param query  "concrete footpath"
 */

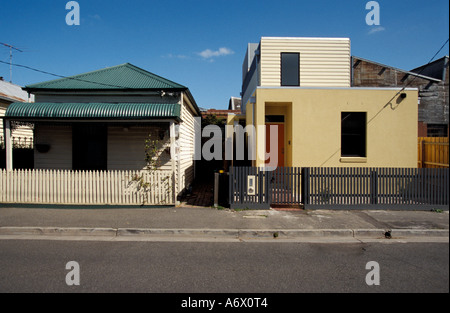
xmin=0 ymin=205 xmax=448 ymax=242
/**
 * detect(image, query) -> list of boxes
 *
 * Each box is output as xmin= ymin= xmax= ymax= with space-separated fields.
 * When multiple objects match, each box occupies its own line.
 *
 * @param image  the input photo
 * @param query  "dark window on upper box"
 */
xmin=281 ymin=53 xmax=300 ymax=86
xmin=341 ymin=112 xmax=367 ymax=157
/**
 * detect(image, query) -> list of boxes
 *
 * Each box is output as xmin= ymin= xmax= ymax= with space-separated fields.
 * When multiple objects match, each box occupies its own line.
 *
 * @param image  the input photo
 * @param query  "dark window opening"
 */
xmin=73 ymin=124 xmax=107 ymax=170
xmin=427 ymin=124 xmax=448 ymax=137
xmin=341 ymin=112 xmax=366 ymax=157
xmin=265 ymin=115 xmax=285 ymax=123
xmin=281 ymin=53 xmax=300 ymax=86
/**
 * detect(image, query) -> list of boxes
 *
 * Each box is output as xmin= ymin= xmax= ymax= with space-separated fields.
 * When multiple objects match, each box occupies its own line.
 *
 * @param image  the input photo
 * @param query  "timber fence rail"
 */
xmin=418 ymin=137 xmax=449 ymax=168
xmin=0 ymin=169 xmax=174 ymax=205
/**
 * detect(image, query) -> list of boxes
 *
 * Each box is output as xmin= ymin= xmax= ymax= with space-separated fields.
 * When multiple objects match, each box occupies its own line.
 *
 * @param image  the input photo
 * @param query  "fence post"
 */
xmin=301 ymin=168 xmax=310 ymax=205
xmin=421 ymin=139 xmax=426 ymax=168
xmin=214 ymin=172 xmax=219 ymax=208
xmin=228 ymin=167 xmax=233 ymax=207
xmin=370 ymin=170 xmax=378 ymax=205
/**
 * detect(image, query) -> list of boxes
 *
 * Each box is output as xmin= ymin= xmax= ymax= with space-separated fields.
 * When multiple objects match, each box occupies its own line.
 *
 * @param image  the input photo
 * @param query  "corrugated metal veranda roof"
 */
xmin=5 ymin=102 xmax=181 ymax=120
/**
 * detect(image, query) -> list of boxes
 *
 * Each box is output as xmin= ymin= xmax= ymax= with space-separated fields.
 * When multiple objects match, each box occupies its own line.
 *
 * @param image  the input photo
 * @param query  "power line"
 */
xmin=366 ymin=37 xmax=449 ymax=126
xmin=381 ymin=38 xmax=449 ymax=107
xmin=0 ymin=59 xmax=133 ymax=89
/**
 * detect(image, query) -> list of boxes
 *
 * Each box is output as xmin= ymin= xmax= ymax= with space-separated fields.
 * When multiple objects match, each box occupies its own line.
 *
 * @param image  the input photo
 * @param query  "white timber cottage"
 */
xmin=2 ymin=63 xmax=201 ymax=205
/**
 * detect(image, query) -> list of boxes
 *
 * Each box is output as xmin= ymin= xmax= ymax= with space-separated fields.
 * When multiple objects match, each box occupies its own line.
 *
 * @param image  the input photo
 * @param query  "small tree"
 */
xmin=128 ymin=134 xmax=171 ymax=205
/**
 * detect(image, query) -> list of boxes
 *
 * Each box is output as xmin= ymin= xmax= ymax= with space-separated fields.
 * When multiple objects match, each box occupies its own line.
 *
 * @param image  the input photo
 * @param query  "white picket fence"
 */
xmin=0 ymin=169 xmax=174 ymax=205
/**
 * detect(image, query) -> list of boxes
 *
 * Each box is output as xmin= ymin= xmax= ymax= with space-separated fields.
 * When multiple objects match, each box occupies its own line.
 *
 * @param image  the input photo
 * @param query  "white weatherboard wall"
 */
xmin=259 ymin=37 xmax=351 ymax=87
xmin=34 ymin=124 xmax=72 ymax=169
xmin=107 ymin=126 xmax=172 ymax=171
xmin=178 ymin=95 xmax=197 ymax=190
xmin=34 ymin=125 xmax=173 ymax=171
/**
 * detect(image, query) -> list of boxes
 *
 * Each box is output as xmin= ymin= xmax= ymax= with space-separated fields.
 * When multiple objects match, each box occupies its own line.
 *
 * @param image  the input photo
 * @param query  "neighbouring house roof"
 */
xmin=410 ymin=56 xmax=449 ymax=81
xmin=228 ymin=97 xmax=241 ymax=110
xmin=201 ymin=109 xmax=240 ymax=120
xmin=24 ymin=63 xmax=187 ymax=91
xmin=5 ymin=102 xmax=181 ymax=120
xmin=352 ymin=56 xmax=442 ymax=83
xmin=0 ymin=79 xmax=34 ymax=103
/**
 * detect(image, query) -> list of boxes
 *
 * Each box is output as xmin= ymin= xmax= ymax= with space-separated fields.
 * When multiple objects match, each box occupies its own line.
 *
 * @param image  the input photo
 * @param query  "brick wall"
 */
xmin=352 ymin=57 xmax=449 ymax=136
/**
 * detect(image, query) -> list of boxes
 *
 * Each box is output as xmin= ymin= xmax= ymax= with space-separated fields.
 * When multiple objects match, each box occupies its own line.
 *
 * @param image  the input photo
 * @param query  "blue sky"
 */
xmin=1 ymin=0 xmax=449 ymax=109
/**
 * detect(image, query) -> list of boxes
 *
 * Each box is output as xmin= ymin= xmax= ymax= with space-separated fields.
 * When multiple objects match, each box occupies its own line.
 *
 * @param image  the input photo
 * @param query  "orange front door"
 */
xmin=265 ymin=123 xmax=285 ymax=167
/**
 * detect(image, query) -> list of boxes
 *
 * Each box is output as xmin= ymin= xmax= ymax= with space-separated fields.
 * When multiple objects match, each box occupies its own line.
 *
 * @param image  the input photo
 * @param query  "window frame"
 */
xmin=341 ymin=112 xmax=367 ymax=158
xmin=280 ymin=52 xmax=300 ymax=87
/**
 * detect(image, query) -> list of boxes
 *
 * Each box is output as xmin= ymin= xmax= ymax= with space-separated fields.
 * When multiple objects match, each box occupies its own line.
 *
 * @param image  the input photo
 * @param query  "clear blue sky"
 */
xmin=1 ymin=0 xmax=449 ymax=109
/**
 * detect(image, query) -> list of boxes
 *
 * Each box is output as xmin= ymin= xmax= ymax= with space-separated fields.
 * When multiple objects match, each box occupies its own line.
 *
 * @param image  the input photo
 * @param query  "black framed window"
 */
xmin=281 ymin=53 xmax=300 ymax=86
xmin=341 ymin=112 xmax=366 ymax=157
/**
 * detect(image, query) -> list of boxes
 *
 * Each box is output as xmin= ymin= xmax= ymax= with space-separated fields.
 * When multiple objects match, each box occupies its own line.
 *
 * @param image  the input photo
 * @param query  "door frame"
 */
xmin=265 ymin=122 xmax=285 ymax=168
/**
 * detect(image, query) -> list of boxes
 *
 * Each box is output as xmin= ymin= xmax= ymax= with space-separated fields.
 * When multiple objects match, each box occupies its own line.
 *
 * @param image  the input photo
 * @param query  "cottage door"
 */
xmin=72 ymin=124 xmax=107 ymax=170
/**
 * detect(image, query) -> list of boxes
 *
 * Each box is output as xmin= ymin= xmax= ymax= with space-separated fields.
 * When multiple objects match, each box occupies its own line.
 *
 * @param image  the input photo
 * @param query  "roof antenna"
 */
xmin=0 ymin=42 xmax=23 ymax=83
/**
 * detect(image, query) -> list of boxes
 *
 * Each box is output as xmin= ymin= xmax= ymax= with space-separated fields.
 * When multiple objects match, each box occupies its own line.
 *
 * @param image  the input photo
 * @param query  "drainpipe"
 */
xmin=4 ymin=119 xmax=13 ymax=170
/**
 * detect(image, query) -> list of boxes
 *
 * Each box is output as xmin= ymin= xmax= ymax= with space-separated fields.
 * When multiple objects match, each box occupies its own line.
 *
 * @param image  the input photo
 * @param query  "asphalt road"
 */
xmin=0 ymin=240 xmax=448 ymax=294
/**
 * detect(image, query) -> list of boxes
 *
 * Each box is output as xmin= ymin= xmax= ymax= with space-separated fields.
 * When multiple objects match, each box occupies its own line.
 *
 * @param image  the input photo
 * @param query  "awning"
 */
xmin=5 ymin=102 xmax=181 ymax=120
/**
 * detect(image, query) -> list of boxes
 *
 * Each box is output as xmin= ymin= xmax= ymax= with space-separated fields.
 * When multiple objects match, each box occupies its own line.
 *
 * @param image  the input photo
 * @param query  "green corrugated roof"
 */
xmin=5 ymin=102 xmax=181 ymax=120
xmin=24 ymin=63 xmax=187 ymax=90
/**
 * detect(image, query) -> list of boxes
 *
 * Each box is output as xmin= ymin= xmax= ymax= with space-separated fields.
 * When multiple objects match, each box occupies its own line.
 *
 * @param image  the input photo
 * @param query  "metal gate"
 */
xmin=229 ymin=167 xmax=303 ymax=209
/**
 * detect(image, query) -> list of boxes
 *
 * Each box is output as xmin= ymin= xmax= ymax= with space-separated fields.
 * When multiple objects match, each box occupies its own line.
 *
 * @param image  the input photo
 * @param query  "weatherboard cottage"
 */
xmin=2 ymin=63 xmax=200 ymax=205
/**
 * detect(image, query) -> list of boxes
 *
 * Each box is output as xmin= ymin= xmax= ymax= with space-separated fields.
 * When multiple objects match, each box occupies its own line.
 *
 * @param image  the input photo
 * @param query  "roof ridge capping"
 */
xmin=121 ymin=63 xmax=187 ymax=89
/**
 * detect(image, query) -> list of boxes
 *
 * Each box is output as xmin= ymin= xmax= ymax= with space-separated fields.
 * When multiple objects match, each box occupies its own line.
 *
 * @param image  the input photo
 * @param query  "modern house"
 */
xmin=352 ymin=55 xmax=449 ymax=137
xmin=2 ymin=63 xmax=200 ymax=204
xmin=228 ymin=37 xmax=418 ymax=169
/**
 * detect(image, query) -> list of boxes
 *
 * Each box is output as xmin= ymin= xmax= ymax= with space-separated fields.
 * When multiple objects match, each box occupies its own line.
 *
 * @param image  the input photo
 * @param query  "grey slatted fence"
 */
xmin=304 ymin=167 xmax=449 ymax=210
xmin=230 ymin=167 xmax=449 ymax=210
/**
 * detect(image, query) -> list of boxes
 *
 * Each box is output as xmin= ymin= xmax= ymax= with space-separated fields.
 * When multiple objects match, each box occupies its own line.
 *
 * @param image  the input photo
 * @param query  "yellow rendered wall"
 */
xmin=253 ymin=88 xmax=418 ymax=168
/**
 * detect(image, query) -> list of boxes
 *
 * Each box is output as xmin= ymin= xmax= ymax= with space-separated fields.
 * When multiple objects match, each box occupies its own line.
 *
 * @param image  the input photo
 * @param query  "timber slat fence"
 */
xmin=230 ymin=167 xmax=449 ymax=210
xmin=418 ymin=137 xmax=449 ymax=168
xmin=0 ymin=169 xmax=174 ymax=205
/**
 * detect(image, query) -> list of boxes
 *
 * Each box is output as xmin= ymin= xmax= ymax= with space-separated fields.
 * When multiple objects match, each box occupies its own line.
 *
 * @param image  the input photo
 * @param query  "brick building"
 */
xmin=352 ymin=56 xmax=449 ymax=137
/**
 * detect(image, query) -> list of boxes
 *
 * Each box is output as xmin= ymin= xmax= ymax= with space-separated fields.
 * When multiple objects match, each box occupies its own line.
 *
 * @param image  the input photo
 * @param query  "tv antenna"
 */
xmin=0 ymin=42 xmax=23 ymax=83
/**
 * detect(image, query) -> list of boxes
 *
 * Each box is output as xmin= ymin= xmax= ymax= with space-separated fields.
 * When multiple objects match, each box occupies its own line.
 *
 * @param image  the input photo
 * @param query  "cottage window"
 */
xmin=281 ymin=53 xmax=300 ymax=86
xmin=341 ymin=112 xmax=366 ymax=157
